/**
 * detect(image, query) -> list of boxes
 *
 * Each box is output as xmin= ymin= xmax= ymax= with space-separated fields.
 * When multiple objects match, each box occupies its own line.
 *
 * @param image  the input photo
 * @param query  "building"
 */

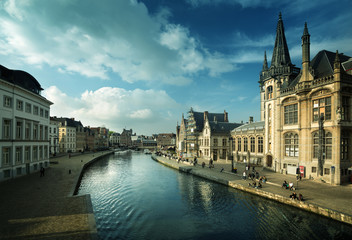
xmin=257 ymin=13 xmax=352 ymax=184
xmin=55 ymin=118 xmax=77 ymax=153
xmin=120 ymin=129 xmax=133 ymax=147
xmin=176 ymin=108 xmax=241 ymax=160
xmin=109 ymin=132 xmax=121 ymax=147
xmin=156 ymin=133 xmax=176 ymax=150
xmin=0 ymin=65 xmax=52 ymax=181
xmin=231 ymin=117 xmax=264 ymax=165
xmin=49 ymin=117 xmax=60 ymax=156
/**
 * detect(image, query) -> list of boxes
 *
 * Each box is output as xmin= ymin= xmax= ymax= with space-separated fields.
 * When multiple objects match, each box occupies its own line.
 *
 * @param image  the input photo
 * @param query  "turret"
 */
xmin=301 ymin=22 xmax=310 ymax=81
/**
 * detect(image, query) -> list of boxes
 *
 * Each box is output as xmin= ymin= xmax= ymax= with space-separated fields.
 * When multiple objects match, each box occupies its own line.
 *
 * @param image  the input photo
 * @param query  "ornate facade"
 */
xmin=258 ymin=13 xmax=352 ymax=184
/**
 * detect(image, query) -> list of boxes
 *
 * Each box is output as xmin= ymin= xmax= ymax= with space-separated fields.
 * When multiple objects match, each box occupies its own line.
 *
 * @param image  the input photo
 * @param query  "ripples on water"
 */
xmin=78 ymin=151 xmax=352 ymax=240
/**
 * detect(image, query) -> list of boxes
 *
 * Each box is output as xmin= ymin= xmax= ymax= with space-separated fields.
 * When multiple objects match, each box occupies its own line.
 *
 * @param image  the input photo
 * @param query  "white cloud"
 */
xmin=0 ymin=0 xmax=236 ymax=86
xmin=43 ymin=86 xmax=181 ymax=134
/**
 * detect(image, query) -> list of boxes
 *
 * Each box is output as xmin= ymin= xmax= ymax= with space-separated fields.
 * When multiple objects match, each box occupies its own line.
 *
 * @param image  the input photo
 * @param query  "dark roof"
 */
xmin=209 ymin=122 xmax=242 ymax=134
xmin=270 ymin=13 xmax=292 ymax=68
xmin=310 ymin=50 xmax=351 ymax=78
xmin=0 ymin=64 xmax=43 ymax=94
xmin=53 ymin=117 xmax=83 ymax=128
xmin=191 ymin=111 xmax=225 ymax=131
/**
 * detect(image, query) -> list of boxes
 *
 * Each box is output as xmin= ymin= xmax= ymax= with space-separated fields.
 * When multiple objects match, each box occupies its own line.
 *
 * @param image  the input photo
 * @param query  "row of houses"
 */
xmin=176 ymin=13 xmax=352 ymax=185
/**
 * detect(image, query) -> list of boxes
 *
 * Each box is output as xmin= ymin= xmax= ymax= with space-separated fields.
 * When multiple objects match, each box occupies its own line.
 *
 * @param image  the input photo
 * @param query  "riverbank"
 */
xmin=152 ymin=154 xmax=352 ymax=226
xmin=0 ymin=151 xmax=113 ymax=240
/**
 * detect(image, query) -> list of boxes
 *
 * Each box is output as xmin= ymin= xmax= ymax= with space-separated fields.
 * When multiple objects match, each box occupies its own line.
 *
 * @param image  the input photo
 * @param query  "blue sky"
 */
xmin=0 ymin=0 xmax=351 ymax=135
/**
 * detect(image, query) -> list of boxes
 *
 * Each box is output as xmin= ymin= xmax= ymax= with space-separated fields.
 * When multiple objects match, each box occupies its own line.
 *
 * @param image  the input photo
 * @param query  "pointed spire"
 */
xmin=270 ymin=12 xmax=292 ymax=68
xmin=303 ymin=22 xmax=309 ymax=36
xmin=262 ymin=51 xmax=268 ymax=71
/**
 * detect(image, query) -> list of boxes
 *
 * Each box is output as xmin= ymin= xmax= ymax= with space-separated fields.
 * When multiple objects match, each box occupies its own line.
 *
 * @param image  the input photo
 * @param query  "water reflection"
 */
xmin=78 ymin=152 xmax=352 ymax=240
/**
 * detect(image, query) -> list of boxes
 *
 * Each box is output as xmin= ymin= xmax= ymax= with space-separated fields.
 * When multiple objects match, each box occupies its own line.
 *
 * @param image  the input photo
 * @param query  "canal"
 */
xmin=78 ymin=151 xmax=352 ymax=240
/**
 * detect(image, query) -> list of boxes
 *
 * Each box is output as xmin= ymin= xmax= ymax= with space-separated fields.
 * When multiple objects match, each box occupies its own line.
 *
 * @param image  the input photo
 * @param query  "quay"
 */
xmin=152 ymin=154 xmax=352 ymax=226
xmin=0 ymin=151 xmax=113 ymax=240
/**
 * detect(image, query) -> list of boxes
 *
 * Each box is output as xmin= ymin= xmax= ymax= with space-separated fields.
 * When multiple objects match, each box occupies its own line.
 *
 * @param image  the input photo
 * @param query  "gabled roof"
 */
xmin=0 ymin=64 xmax=43 ymax=94
xmin=209 ymin=121 xmax=242 ymax=134
xmin=53 ymin=117 xmax=83 ymax=128
xmin=310 ymin=50 xmax=351 ymax=78
xmin=191 ymin=111 xmax=225 ymax=131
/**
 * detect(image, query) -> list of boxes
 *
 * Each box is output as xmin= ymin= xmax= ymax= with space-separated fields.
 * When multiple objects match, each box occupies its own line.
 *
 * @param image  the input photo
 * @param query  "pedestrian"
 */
xmin=220 ymin=167 xmax=224 ymax=172
xmin=202 ymin=162 xmax=205 ymax=168
xmin=242 ymin=171 xmax=247 ymax=180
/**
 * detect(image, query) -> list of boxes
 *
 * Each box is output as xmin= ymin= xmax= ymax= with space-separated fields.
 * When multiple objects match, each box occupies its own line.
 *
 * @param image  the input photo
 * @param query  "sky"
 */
xmin=0 ymin=0 xmax=351 ymax=135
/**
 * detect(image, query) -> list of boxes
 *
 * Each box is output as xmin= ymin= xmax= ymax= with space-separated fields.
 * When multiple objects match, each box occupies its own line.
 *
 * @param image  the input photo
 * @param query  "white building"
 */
xmin=0 ymin=65 xmax=52 ymax=181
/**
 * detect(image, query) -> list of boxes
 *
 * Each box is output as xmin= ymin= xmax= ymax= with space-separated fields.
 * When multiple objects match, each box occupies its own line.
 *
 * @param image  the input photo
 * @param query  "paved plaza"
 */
xmin=0 ymin=151 xmax=112 ymax=240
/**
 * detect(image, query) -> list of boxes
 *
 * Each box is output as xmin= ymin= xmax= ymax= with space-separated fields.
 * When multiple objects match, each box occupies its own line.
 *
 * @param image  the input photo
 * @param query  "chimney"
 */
xmin=249 ymin=116 xmax=253 ymax=123
xmin=224 ymin=110 xmax=228 ymax=122
xmin=204 ymin=111 xmax=208 ymax=121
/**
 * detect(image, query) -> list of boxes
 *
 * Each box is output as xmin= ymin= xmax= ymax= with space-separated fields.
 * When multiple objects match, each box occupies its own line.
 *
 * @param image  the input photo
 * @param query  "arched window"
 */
xmin=258 ymin=137 xmax=263 ymax=153
xmin=285 ymin=133 xmax=299 ymax=157
xmin=237 ymin=138 xmax=241 ymax=152
xmin=313 ymin=131 xmax=332 ymax=159
xmin=243 ymin=137 xmax=248 ymax=152
xmin=267 ymin=86 xmax=273 ymax=100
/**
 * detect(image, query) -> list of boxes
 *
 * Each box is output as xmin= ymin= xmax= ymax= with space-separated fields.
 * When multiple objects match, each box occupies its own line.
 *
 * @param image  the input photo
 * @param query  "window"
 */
xmin=39 ymin=146 xmax=43 ymax=160
xmin=341 ymin=96 xmax=349 ymax=121
xmin=33 ymin=124 xmax=38 ymax=140
xmin=16 ymin=100 xmax=23 ymax=111
xmin=15 ymin=147 xmax=22 ymax=164
xmin=25 ymin=122 xmax=31 ymax=140
xmin=312 ymin=167 xmax=317 ymax=173
xmin=214 ymin=138 xmax=218 ymax=147
xmin=243 ymin=138 xmax=248 ymax=152
xmin=237 ymin=138 xmax=241 ymax=151
xmin=45 ymin=110 xmax=49 ymax=119
xmin=16 ymin=121 xmax=23 ymax=140
xmin=341 ymin=131 xmax=349 ymax=160
xmin=313 ymin=131 xmax=332 ymax=159
xmin=267 ymin=86 xmax=273 ymax=100
xmin=3 ymin=119 xmax=11 ymax=139
xmin=25 ymin=103 xmax=32 ymax=113
xmin=285 ymin=133 xmax=299 ymax=157
xmin=313 ymin=97 xmax=331 ymax=121
xmin=25 ymin=146 xmax=31 ymax=162
xmin=33 ymin=146 xmax=38 ymax=161
xmin=40 ymin=108 xmax=44 ymax=117
xmin=324 ymin=168 xmax=330 ymax=175
xmin=250 ymin=137 xmax=255 ymax=152
xmin=258 ymin=137 xmax=263 ymax=153
xmin=222 ymin=139 xmax=227 ymax=147
xmin=2 ymin=147 xmax=11 ymax=166
xmin=284 ymin=104 xmax=298 ymax=124
xmin=3 ymin=96 xmax=12 ymax=108
xmin=39 ymin=125 xmax=43 ymax=140
xmin=33 ymin=106 xmax=39 ymax=115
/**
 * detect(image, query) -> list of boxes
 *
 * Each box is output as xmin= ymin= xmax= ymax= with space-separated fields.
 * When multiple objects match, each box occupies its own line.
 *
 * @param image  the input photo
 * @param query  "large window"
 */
xmin=285 ymin=133 xmax=299 ymax=157
xmin=258 ymin=137 xmax=263 ymax=153
xmin=243 ymin=138 xmax=248 ymax=152
xmin=267 ymin=86 xmax=273 ymax=100
xmin=237 ymin=138 xmax=241 ymax=151
xmin=313 ymin=97 xmax=331 ymax=121
xmin=15 ymin=147 xmax=22 ymax=164
xmin=341 ymin=96 xmax=350 ymax=121
xmin=2 ymin=147 xmax=11 ymax=166
xmin=250 ymin=137 xmax=255 ymax=152
xmin=3 ymin=119 xmax=11 ymax=139
xmin=3 ymin=96 xmax=12 ymax=108
xmin=341 ymin=131 xmax=349 ymax=161
xmin=284 ymin=104 xmax=298 ymax=124
xmin=16 ymin=121 xmax=23 ymax=140
xmin=25 ymin=122 xmax=31 ymax=140
xmin=313 ymin=131 xmax=332 ymax=159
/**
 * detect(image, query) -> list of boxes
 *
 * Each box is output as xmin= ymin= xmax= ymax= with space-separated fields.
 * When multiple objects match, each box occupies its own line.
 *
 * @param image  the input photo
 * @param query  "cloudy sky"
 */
xmin=0 ymin=0 xmax=351 ymax=135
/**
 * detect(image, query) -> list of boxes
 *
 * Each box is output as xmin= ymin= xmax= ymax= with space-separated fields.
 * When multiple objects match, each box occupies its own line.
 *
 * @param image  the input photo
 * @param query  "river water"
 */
xmin=78 ymin=151 xmax=352 ymax=240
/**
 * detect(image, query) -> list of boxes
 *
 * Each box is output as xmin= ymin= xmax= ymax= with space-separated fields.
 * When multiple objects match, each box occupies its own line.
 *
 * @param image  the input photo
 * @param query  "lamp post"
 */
xmin=318 ymin=114 xmax=325 ymax=177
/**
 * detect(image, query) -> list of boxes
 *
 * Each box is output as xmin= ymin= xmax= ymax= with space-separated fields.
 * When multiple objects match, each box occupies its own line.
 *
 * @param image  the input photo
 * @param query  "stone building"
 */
xmin=231 ymin=117 xmax=264 ymax=165
xmin=120 ymin=128 xmax=133 ymax=147
xmin=258 ymin=13 xmax=352 ymax=184
xmin=0 ymin=64 xmax=52 ymax=181
xmin=156 ymin=133 xmax=176 ymax=150
xmin=176 ymin=108 xmax=241 ymax=160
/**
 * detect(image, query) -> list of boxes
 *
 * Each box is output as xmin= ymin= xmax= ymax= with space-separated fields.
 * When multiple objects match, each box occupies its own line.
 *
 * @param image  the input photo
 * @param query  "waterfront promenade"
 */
xmin=152 ymin=154 xmax=352 ymax=226
xmin=0 ymin=151 xmax=112 ymax=240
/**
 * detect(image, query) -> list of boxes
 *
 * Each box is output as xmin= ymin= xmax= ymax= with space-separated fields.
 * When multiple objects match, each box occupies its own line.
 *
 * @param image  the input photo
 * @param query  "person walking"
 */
xmin=242 ymin=171 xmax=247 ymax=180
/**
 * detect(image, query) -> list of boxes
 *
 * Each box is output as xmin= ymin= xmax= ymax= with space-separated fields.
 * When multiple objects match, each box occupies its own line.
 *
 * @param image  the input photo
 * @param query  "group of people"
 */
xmin=248 ymin=181 xmax=262 ymax=189
xmin=289 ymin=192 xmax=304 ymax=201
xmin=282 ymin=180 xmax=295 ymax=190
